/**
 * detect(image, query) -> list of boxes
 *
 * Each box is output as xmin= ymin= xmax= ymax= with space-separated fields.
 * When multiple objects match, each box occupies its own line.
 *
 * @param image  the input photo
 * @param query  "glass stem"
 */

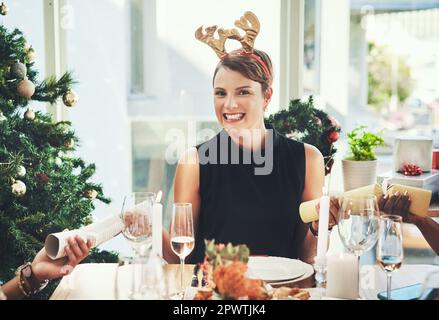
xmin=387 ymin=274 xmax=392 ymax=300
xmin=356 ymin=255 xmax=360 ymax=299
xmin=180 ymin=257 xmax=185 ymax=292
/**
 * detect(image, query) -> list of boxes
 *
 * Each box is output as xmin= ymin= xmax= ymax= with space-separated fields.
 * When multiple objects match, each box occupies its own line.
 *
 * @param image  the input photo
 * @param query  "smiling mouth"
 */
xmin=223 ymin=113 xmax=245 ymax=122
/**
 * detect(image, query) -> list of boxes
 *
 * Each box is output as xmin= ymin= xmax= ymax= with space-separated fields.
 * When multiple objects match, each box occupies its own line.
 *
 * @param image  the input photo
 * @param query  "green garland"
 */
xmin=265 ymin=96 xmax=341 ymax=175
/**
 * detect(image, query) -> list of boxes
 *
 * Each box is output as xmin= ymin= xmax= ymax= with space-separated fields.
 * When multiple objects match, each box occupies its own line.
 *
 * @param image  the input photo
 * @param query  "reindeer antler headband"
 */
xmin=195 ymin=11 xmax=271 ymax=79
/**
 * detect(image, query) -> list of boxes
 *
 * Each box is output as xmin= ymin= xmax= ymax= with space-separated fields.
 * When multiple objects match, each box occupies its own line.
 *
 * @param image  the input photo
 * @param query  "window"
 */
xmin=303 ymin=0 xmax=321 ymax=95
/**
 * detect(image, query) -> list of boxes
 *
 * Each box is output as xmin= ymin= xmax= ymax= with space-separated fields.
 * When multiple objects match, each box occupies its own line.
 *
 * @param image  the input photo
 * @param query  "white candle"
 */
xmin=326 ymin=253 xmax=359 ymax=299
xmin=315 ymin=187 xmax=330 ymax=265
xmin=152 ymin=191 xmax=163 ymax=258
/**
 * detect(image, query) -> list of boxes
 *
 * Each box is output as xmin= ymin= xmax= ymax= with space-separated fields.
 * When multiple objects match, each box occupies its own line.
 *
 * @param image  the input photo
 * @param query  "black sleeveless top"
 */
xmin=190 ymin=126 xmax=306 ymax=263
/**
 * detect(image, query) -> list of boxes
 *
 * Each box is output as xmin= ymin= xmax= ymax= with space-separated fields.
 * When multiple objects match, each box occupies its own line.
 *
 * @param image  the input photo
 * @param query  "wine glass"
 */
xmin=170 ymin=203 xmax=194 ymax=299
xmin=337 ymin=194 xmax=380 ymax=297
xmin=376 ymin=214 xmax=403 ymax=300
xmin=338 ymin=194 xmax=380 ymax=256
xmin=419 ymin=270 xmax=439 ymax=300
xmin=120 ymin=192 xmax=155 ymax=258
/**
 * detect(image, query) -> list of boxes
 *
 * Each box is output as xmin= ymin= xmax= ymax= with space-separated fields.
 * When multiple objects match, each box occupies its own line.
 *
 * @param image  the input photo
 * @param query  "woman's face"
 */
xmin=213 ymin=67 xmax=271 ymax=132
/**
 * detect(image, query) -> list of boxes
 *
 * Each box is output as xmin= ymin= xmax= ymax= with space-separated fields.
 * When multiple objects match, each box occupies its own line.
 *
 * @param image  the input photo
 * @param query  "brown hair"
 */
xmin=212 ymin=49 xmax=273 ymax=93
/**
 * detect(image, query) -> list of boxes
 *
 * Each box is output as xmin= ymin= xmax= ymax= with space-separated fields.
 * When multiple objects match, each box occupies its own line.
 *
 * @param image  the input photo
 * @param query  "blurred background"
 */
xmin=3 ymin=0 xmax=438 ymax=263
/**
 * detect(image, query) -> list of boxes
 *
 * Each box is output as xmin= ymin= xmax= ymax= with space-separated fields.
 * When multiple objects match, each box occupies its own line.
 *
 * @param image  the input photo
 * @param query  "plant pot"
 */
xmin=342 ymin=159 xmax=378 ymax=191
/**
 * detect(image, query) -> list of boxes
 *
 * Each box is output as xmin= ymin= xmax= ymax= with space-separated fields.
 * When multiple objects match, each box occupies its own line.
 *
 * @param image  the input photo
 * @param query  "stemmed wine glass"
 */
xmin=120 ymin=192 xmax=156 ymax=258
xmin=120 ymin=192 xmax=155 ymax=298
xmin=376 ymin=214 xmax=403 ymax=300
xmin=170 ymin=203 xmax=194 ymax=299
xmin=337 ymin=194 xmax=380 ymax=297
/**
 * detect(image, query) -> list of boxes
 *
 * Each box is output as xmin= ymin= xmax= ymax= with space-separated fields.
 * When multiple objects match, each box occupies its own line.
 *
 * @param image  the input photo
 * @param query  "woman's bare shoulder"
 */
xmin=303 ymin=143 xmax=323 ymax=162
xmin=178 ymin=147 xmax=199 ymax=166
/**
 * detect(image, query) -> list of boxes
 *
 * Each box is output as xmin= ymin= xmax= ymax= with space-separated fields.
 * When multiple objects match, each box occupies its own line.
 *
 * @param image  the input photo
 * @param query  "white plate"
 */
xmin=247 ymin=256 xmax=308 ymax=283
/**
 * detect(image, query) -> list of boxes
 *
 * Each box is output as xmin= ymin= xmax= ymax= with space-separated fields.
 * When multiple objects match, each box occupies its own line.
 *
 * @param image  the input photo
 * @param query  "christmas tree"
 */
xmin=0 ymin=4 xmax=117 ymax=299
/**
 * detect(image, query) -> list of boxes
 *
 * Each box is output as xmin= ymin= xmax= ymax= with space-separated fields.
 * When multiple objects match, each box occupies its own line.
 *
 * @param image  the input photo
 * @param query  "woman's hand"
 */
xmin=378 ymin=192 xmax=419 ymax=224
xmin=31 ymin=235 xmax=92 ymax=282
xmin=313 ymin=196 xmax=340 ymax=232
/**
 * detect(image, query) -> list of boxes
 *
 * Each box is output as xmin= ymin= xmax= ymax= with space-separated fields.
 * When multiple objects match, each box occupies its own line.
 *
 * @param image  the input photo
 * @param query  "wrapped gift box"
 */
xmin=393 ymin=137 xmax=433 ymax=172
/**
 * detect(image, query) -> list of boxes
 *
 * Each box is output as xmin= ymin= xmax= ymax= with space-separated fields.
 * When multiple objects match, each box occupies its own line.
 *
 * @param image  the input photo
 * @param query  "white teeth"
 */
xmin=224 ymin=113 xmax=244 ymax=120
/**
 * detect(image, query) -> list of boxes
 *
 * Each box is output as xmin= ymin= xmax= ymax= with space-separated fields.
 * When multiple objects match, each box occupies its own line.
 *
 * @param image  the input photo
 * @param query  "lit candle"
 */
xmin=326 ymin=253 xmax=359 ymax=299
xmin=315 ymin=187 xmax=330 ymax=265
xmin=152 ymin=191 xmax=163 ymax=258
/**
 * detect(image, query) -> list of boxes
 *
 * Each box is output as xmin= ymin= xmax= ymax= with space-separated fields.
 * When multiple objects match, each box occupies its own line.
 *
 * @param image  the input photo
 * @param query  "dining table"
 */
xmin=49 ymin=262 xmax=439 ymax=300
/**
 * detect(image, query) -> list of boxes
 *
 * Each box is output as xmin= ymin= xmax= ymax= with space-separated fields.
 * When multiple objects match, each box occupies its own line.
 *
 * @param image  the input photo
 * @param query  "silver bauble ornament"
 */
xmin=0 ymin=112 xmax=6 ymax=122
xmin=62 ymin=90 xmax=79 ymax=107
xmin=10 ymin=61 xmax=27 ymax=80
xmin=12 ymin=180 xmax=26 ymax=197
xmin=17 ymin=78 xmax=35 ymax=99
xmin=24 ymin=108 xmax=35 ymax=121
xmin=0 ymin=2 xmax=8 ymax=15
xmin=17 ymin=165 xmax=26 ymax=177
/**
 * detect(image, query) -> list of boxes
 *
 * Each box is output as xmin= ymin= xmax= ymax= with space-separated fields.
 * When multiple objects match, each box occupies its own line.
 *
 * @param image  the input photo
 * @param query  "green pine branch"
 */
xmin=33 ymin=72 xmax=77 ymax=103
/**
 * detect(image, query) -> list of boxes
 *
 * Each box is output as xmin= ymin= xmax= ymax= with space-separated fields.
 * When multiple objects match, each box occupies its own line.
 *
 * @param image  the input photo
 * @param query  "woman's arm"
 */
xmin=1 ymin=236 xmax=91 ymax=300
xmin=379 ymin=193 xmax=439 ymax=256
xmin=162 ymin=147 xmax=201 ymax=263
xmin=412 ymin=216 xmax=439 ymax=256
xmin=294 ymin=144 xmax=325 ymax=265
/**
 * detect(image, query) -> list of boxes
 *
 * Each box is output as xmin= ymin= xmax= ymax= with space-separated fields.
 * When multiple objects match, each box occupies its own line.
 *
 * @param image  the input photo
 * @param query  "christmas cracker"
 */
xmin=299 ymin=183 xmax=432 ymax=223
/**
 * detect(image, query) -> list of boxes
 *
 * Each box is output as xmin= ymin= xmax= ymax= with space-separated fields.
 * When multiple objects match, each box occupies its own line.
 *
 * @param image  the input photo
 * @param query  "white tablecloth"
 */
xmin=50 ymin=263 xmax=439 ymax=300
xmin=360 ymin=264 xmax=439 ymax=300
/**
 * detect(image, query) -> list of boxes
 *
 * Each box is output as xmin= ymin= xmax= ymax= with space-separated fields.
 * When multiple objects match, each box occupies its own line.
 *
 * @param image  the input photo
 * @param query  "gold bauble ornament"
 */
xmin=24 ymin=108 xmax=35 ymax=121
xmin=62 ymin=90 xmax=79 ymax=107
xmin=0 ymin=2 xmax=8 ymax=15
xmin=17 ymin=78 xmax=35 ymax=99
xmin=84 ymin=189 xmax=98 ymax=199
xmin=26 ymin=48 xmax=36 ymax=63
xmin=64 ymin=138 xmax=75 ymax=149
xmin=12 ymin=180 xmax=27 ymax=197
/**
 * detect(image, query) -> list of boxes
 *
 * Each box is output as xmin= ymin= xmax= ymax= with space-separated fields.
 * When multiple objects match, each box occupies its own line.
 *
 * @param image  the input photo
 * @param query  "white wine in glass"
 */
xmin=170 ymin=203 xmax=194 ymax=299
xmin=376 ymin=214 xmax=403 ymax=300
xmin=171 ymin=236 xmax=195 ymax=258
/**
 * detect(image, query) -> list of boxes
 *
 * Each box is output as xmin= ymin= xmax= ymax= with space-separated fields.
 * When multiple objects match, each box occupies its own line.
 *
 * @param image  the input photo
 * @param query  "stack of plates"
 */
xmin=247 ymin=256 xmax=313 ymax=285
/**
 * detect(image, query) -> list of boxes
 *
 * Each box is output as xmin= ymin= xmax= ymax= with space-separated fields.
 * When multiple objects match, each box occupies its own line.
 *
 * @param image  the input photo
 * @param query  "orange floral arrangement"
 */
xmin=193 ymin=240 xmax=312 ymax=300
xmin=194 ymin=240 xmax=269 ymax=300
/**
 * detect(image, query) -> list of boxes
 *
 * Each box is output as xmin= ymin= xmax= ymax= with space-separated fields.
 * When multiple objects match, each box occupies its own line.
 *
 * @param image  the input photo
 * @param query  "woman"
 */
xmin=163 ymin=12 xmax=338 ymax=265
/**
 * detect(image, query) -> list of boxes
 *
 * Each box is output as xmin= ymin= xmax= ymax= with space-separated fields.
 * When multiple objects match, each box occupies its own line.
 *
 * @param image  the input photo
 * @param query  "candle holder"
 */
xmin=313 ymin=256 xmax=327 ymax=291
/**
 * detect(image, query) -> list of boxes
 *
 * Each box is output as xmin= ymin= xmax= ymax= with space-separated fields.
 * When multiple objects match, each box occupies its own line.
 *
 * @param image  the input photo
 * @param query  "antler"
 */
xmin=195 ymin=11 xmax=261 ymax=57
xmin=234 ymin=11 xmax=260 ymax=53
xmin=195 ymin=25 xmax=241 ymax=58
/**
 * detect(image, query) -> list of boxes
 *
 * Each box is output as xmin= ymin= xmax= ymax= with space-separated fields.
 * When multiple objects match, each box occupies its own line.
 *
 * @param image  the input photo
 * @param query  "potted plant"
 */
xmin=342 ymin=125 xmax=384 ymax=191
